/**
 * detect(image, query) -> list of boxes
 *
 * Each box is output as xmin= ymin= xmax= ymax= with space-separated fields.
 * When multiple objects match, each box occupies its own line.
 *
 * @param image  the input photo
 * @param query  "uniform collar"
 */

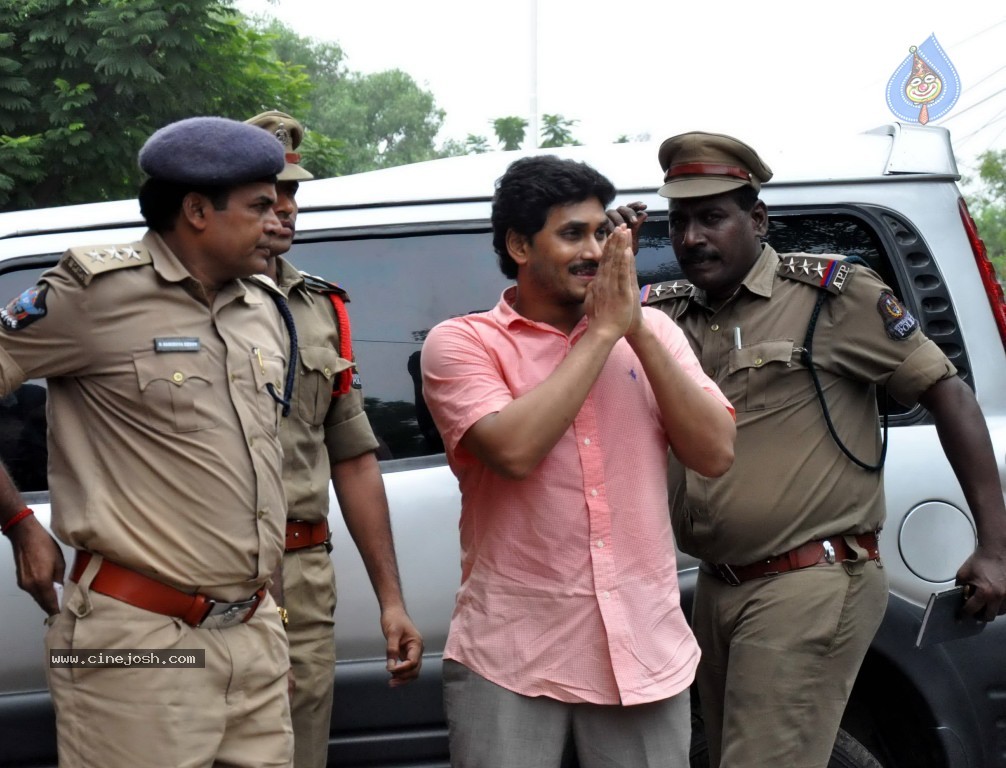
xmin=740 ymin=244 xmax=780 ymax=298
xmin=141 ymin=230 xmax=257 ymax=307
xmin=272 ymin=256 xmax=305 ymax=295
xmin=688 ymin=243 xmax=779 ymax=310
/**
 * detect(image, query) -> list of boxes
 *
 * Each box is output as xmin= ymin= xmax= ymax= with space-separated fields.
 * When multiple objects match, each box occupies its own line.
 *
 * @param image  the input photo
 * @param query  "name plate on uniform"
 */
xmin=153 ymin=337 xmax=201 ymax=353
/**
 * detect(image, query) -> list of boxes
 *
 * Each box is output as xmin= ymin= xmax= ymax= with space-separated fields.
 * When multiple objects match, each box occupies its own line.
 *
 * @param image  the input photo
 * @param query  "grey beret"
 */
xmin=138 ymin=116 xmax=286 ymax=185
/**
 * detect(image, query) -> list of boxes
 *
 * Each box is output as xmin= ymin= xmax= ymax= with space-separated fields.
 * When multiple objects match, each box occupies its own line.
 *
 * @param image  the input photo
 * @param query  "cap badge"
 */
xmin=273 ymin=123 xmax=291 ymax=150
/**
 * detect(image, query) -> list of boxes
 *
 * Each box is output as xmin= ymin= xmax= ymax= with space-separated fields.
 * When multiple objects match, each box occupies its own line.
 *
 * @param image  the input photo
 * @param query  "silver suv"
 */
xmin=1 ymin=123 xmax=1004 ymax=768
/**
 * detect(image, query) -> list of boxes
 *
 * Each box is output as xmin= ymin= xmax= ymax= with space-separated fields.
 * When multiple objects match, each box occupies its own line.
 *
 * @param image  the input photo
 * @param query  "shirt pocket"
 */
xmin=133 ymin=351 xmax=218 ymax=433
xmin=724 ymin=339 xmax=798 ymax=412
xmin=296 ymin=346 xmax=352 ymax=426
xmin=248 ymin=347 xmax=287 ymax=430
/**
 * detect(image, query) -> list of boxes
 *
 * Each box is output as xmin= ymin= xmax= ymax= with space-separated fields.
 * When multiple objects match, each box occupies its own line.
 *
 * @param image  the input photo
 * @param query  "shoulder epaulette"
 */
xmin=62 ymin=242 xmax=151 ymax=286
xmin=299 ymin=271 xmax=348 ymax=301
xmin=777 ymin=253 xmax=855 ymax=295
xmin=640 ymin=279 xmax=694 ymax=306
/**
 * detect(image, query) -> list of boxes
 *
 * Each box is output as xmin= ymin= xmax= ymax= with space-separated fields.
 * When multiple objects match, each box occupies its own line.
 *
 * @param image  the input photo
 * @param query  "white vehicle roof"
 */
xmin=0 ymin=121 xmax=960 ymax=245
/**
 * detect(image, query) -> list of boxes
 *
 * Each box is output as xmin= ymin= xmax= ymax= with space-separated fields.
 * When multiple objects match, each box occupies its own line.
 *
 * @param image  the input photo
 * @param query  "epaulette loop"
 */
xmin=777 ymin=254 xmax=854 ymax=295
xmin=299 ymin=271 xmax=348 ymax=299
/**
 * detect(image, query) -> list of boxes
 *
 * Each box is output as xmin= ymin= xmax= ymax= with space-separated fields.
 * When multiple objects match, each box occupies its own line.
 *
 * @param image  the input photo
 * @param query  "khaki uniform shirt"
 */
xmin=274 ymin=258 xmax=378 ymax=523
xmin=650 ymin=245 xmax=955 ymax=565
xmin=0 ymin=231 xmax=288 ymax=601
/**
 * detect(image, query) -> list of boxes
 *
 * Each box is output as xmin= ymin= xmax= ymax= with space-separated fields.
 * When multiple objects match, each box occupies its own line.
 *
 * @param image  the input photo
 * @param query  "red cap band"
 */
xmin=665 ymin=162 xmax=752 ymax=184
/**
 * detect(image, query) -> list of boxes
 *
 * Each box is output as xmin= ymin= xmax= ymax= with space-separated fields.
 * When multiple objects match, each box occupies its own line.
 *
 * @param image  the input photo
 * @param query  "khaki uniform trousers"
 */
xmin=45 ymin=573 xmax=293 ymax=768
xmin=692 ymin=555 xmax=888 ymax=768
xmin=284 ymin=545 xmax=338 ymax=768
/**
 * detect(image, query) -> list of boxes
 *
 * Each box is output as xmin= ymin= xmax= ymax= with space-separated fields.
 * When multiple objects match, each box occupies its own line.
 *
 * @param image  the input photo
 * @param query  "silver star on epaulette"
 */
xmin=799 ymin=259 xmax=811 ymax=274
xmin=121 ymin=246 xmax=142 ymax=260
xmin=670 ymin=281 xmax=687 ymax=293
xmin=784 ymin=257 xmax=798 ymax=272
xmin=106 ymin=247 xmax=124 ymax=261
xmin=86 ymin=249 xmax=104 ymax=263
xmin=652 ymin=284 xmax=665 ymax=296
xmin=813 ymin=262 xmax=826 ymax=278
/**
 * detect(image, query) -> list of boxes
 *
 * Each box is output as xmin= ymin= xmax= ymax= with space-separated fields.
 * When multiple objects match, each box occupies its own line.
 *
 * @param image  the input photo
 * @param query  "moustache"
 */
xmin=569 ymin=262 xmax=598 ymax=276
xmin=678 ymin=248 xmax=718 ymax=265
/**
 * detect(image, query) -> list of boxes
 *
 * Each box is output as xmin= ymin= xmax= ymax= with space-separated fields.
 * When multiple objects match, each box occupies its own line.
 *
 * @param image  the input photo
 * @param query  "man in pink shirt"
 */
xmin=421 ymin=155 xmax=736 ymax=767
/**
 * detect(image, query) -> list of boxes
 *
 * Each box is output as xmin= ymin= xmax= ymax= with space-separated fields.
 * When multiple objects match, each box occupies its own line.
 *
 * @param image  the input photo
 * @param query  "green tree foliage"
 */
xmin=314 ymin=68 xmax=445 ymax=175
xmin=492 ymin=116 xmax=528 ymax=151
xmin=254 ymin=19 xmax=445 ymax=177
xmin=438 ymin=134 xmax=491 ymax=157
xmin=539 ymin=113 xmax=580 ymax=148
xmin=464 ymin=134 xmax=491 ymax=154
xmin=968 ymin=149 xmax=1006 ymax=278
xmin=0 ymin=0 xmax=309 ymax=211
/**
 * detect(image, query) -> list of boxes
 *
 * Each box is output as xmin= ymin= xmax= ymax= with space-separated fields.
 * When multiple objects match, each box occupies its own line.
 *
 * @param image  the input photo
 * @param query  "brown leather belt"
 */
xmin=701 ymin=532 xmax=881 ymax=586
xmin=70 ymin=551 xmax=265 ymax=628
xmin=285 ymin=519 xmax=330 ymax=552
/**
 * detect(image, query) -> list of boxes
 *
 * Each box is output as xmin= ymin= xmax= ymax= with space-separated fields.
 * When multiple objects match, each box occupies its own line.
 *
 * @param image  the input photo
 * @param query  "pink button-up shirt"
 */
xmin=422 ymin=287 xmax=732 ymax=705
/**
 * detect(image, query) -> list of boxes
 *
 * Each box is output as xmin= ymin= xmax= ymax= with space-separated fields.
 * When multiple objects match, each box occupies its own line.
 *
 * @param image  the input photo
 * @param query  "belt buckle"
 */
xmin=714 ymin=563 xmax=741 ymax=586
xmin=822 ymin=540 xmax=837 ymax=564
xmin=198 ymin=594 xmax=261 ymax=629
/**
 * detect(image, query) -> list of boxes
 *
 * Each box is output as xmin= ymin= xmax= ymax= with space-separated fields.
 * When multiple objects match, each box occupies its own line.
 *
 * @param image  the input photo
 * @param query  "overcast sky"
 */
xmin=235 ymin=0 xmax=1006 ymax=170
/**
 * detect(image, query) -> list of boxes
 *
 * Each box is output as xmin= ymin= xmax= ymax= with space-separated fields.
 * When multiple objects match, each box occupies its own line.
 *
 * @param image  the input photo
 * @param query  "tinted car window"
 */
xmin=287 ymin=226 xmax=697 ymax=460
xmin=0 ymin=263 xmax=53 ymax=492
xmin=0 ymin=211 xmax=904 ymax=481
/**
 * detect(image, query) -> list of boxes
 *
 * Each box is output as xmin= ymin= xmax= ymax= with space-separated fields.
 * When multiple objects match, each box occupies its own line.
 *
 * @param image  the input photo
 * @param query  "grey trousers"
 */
xmin=443 ymin=659 xmax=691 ymax=768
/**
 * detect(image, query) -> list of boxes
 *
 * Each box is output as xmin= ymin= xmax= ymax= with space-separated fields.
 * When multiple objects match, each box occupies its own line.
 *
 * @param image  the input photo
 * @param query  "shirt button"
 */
xmin=602 ymin=591 xmax=611 ymax=600
xmin=583 ymin=438 xmax=591 ymax=446
xmin=710 ymin=323 xmax=720 ymax=332
xmin=230 ymin=373 xmax=237 ymax=382
xmin=257 ymin=510 xmax=266 ymax=519
xmin=596 ymin=540 xmax=605 ymax=548
xmin=323 ymin=367 xmax=332 ymax=377
xmin=172 ymin=371 xmax=184 ymax=383
xmin=590 ymin=489 xmax=598 ymax=497
xmin=755 ymin=358 xmax=763 ymax=366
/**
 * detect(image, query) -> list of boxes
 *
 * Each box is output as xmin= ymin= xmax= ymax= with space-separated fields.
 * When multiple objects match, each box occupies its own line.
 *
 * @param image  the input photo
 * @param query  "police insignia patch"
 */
xmin=0 ymin=284 xmax=48 ymax=331
xmin=877 ymin=291 xmax=918 ymax=340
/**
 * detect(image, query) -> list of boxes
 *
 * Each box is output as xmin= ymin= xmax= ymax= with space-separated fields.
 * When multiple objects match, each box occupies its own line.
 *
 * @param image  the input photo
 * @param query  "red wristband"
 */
xmin=1 ymin=507 xmax=33 ymax=536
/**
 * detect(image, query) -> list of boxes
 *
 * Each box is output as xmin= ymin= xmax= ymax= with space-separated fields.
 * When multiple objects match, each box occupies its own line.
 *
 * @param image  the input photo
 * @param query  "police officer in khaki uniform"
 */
xmin=245 ymin=110 xmax=423 ymax=768
xmin=0 ymin=116 xmax=298 ymax=767
xmin=610 ymin=131 xmax=1006 ymax=768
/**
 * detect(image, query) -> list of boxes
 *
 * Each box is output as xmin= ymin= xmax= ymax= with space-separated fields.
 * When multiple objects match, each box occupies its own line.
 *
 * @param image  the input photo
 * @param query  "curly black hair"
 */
xmin=491 ymin=156 xmax=616 ymax=279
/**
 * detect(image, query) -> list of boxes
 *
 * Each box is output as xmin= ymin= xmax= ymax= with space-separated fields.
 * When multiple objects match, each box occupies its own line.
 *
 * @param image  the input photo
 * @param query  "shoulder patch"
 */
xmin=63 ymin=243 xmax=151 ymax=286
xmin=777 ymin=254 xmax=853 ymax=295
xmin=0 ymin=284 xmax=48 ymax=331
xmin=641 ymin=279 xmax=694 ymax=305
xmin=877 ymin=290 xmax=919 ymax=340
xmin=299 ymin=271 xmax=348 ymax=300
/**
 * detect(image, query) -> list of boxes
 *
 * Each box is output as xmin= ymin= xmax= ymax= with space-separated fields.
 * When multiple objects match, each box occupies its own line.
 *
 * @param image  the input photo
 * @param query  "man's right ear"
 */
xmin=506 ymin=229 xmax=530 ymax=267
xmin=181 ymin=193 xmax=209 ymax=231
xmin=751 ymin=200 xmax=769 ymax=238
